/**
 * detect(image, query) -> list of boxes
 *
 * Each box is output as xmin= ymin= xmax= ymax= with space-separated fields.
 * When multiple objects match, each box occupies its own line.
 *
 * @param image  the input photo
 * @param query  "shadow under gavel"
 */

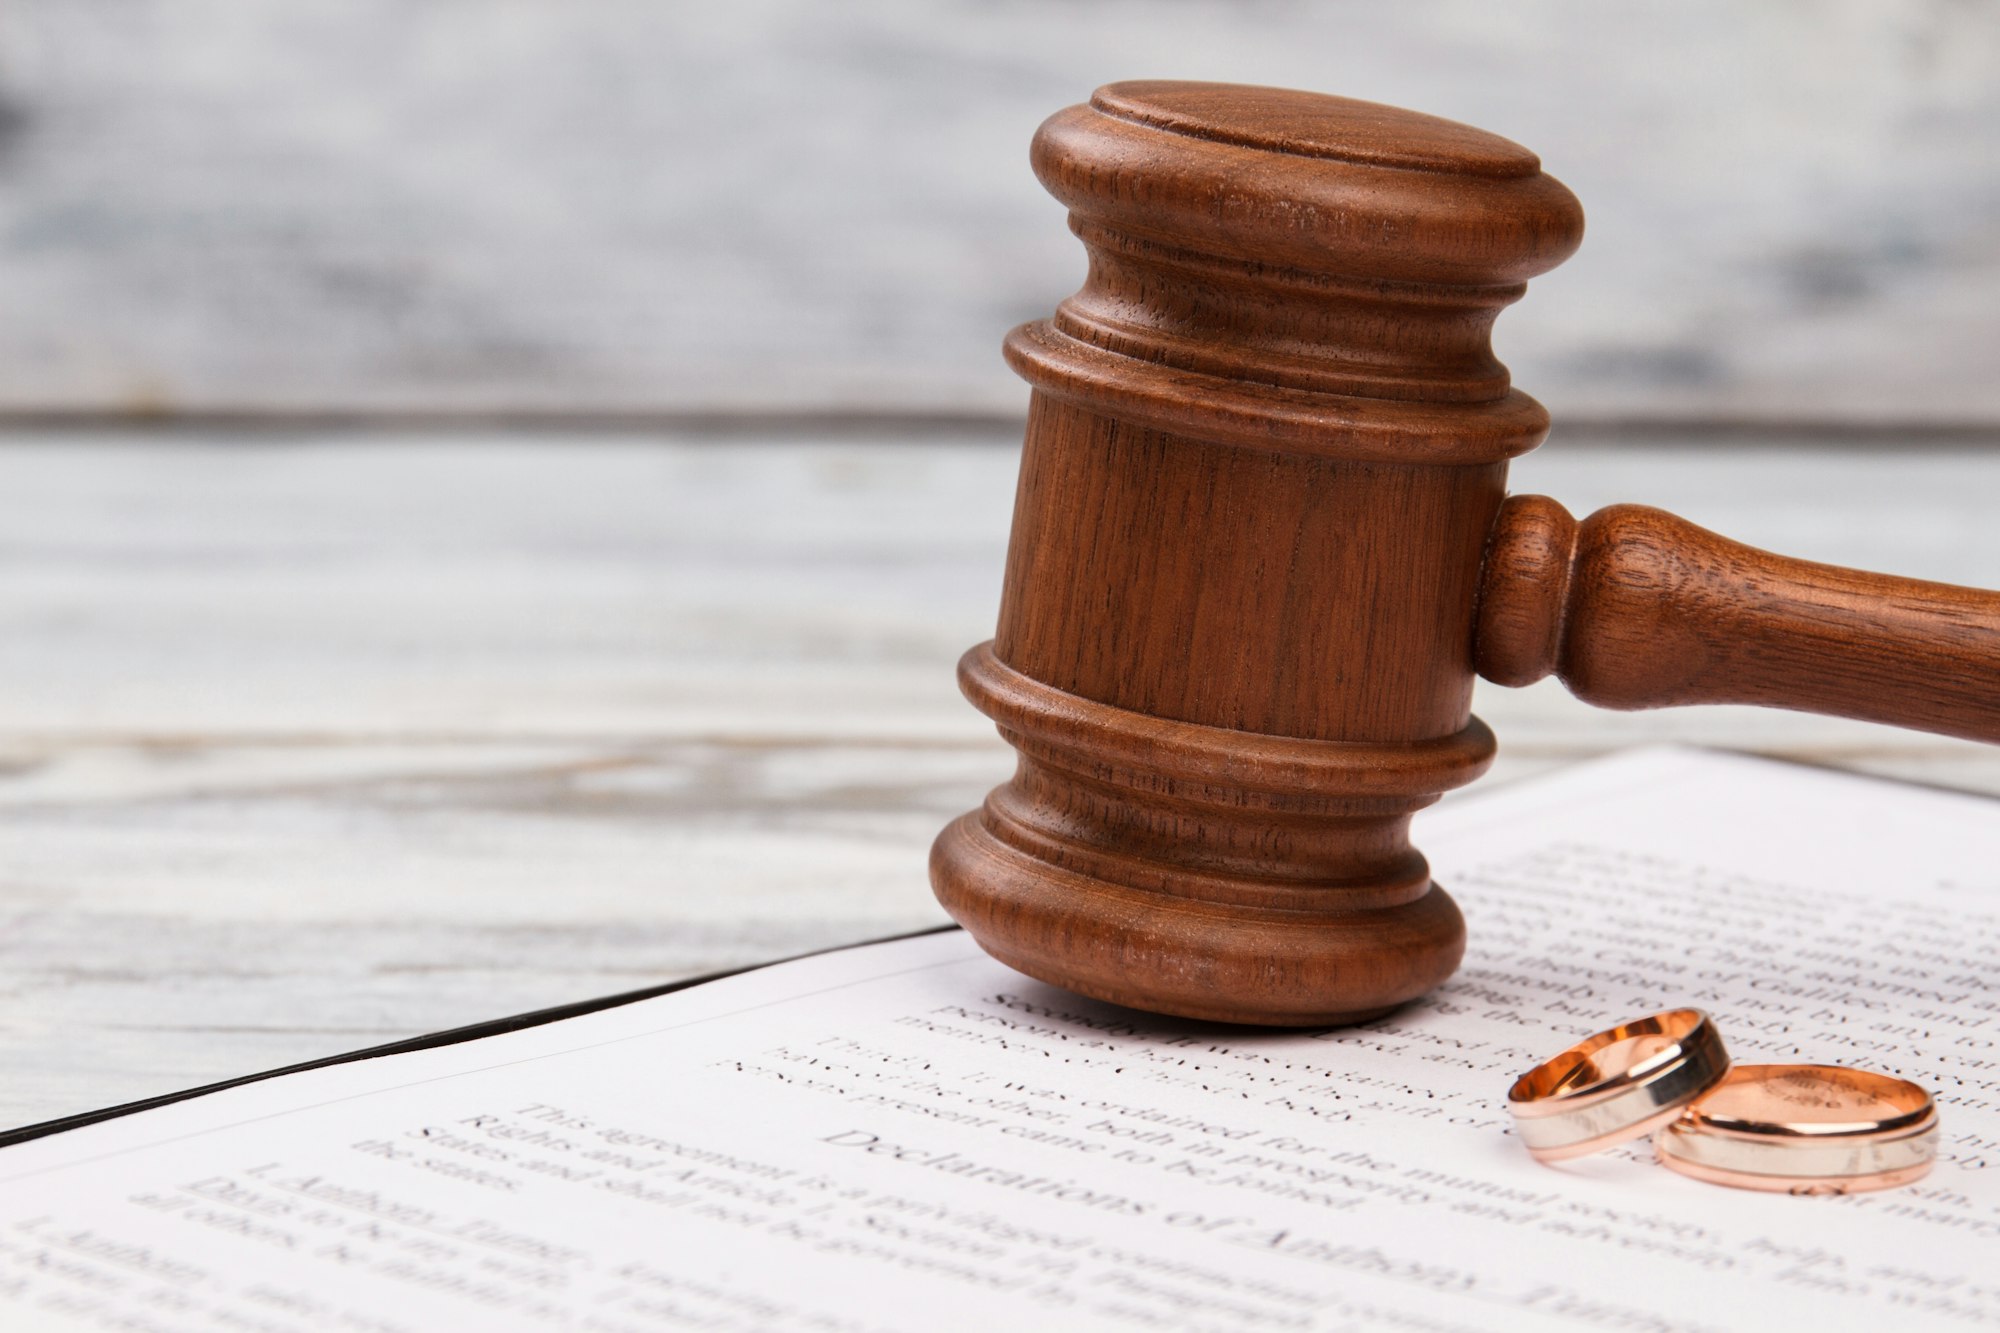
xmin=930 ymin=81 xmax=2000 ymax=1026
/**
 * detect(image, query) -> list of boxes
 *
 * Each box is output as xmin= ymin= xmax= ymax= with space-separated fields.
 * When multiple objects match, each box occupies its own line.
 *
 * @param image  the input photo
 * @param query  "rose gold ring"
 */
xmin=1654 ymin=1063 xmax=1938 ymax=1194
xmin=1507 ymin=1009 xmax=1731 ymax=1162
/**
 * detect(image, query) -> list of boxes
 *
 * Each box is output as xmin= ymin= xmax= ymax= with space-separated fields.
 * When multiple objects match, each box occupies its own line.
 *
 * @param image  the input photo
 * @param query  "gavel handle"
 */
xmin=1474 ymin=495 xmax=2000 ymax=743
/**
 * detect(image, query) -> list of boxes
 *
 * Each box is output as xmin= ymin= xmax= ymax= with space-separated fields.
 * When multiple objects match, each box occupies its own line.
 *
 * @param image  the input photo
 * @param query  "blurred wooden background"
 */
xmin=1 ymin=0 xmax=1996 ymax=427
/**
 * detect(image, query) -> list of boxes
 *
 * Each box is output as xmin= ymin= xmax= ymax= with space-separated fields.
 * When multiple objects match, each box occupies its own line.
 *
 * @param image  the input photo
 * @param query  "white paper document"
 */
xmin=4 ymin=747 xmax=1999 ymax=1332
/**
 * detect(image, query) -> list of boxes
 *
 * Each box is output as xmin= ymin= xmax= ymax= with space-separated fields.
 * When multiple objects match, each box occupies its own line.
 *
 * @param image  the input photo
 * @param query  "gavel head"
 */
xmin=930 ymin=82 xmax=1585 ymax=1025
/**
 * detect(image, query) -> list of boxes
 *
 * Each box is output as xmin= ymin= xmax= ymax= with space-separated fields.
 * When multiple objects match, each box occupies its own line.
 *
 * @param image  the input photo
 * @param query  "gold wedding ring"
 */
xmin=1508 ymin=1009 xmax=1731 ymax=1161
xmin=1653 ymin=1063 xmax=1938 ymax=1194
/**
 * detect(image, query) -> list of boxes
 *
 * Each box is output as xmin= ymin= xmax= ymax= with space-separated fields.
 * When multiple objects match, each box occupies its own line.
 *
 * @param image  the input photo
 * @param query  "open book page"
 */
xmin=3 ymin=747 xmax=1998 ymax=1333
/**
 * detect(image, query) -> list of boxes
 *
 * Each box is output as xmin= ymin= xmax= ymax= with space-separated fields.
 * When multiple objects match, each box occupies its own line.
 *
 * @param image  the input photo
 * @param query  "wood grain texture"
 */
xmin=1478 ymin=497 xmax=2000 ymax=740
xmin=992 ymin=402 xmax=1507 ymax=743
xmin=1 ymin=429 xmax=1997 ymax=1129
xmin=2 ymin=2 xmax=1997 ymax=423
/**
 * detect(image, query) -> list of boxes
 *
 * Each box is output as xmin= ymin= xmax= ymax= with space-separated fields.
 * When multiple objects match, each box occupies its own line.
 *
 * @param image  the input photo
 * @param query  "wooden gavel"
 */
xmin=930 ymin=81 xmax=2000 ymax=1026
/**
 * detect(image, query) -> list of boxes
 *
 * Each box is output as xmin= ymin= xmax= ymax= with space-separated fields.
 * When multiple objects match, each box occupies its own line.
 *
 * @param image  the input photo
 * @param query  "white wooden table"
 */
xmin=4 ymin=428 xmax=1996 ymax=1130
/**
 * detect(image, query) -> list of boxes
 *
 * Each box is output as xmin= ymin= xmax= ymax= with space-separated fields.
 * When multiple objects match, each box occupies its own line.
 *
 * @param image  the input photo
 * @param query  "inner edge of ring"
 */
xmin=1687 ymin=1106 xmax=1940 ymax=1142
xmin=1508 ymin=1010 xmax=1715 ymax=1115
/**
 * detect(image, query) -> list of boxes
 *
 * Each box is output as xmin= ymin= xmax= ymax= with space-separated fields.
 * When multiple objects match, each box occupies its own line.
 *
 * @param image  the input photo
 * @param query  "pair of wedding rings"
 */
xmin=1507 ymin=1010 xmax=1938 ymax=1194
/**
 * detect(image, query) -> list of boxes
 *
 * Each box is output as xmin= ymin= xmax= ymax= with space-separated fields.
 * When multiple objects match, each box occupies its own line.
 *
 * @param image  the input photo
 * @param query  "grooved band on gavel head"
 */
xmin=1022 ymin=81 xmax=1583 ymax=435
